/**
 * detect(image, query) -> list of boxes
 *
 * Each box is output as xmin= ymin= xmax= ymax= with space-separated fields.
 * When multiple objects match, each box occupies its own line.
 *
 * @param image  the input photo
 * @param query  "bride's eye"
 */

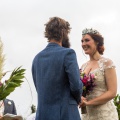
xmin=81 ymin=40 xmax=84 ymax=43
xmin=81 ymin=39 xmax=90 ymax=43
xmin=84 ymin=39 xmax=90 ymax=42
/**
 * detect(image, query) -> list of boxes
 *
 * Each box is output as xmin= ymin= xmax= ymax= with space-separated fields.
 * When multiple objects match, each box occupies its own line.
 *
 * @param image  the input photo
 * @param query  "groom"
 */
xmin=32 ymin=17 xmax=83 ymax=120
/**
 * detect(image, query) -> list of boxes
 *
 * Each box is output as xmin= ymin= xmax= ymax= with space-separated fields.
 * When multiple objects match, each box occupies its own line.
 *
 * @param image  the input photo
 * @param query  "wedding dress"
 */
xmin=81 ymin=57 xmax=118 ymax=120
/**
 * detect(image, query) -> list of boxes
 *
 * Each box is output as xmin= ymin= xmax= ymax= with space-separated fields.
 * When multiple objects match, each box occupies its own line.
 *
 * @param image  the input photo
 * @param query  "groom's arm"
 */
xmin=64 ymin=49 xmax=83 ymax=104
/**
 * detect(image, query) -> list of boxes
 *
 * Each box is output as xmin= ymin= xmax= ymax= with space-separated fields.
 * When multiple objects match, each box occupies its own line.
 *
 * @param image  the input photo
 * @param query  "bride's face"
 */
xmin=81 ymin=34 xmax=97 ymax=55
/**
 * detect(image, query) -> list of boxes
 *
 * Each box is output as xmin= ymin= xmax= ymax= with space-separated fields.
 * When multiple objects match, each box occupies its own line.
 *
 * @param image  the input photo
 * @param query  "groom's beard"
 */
xmin=62 ymin=37 xmax=70 ymax=48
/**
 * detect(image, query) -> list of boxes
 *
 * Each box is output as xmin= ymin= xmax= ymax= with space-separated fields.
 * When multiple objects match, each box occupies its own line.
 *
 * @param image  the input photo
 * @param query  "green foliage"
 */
xmin=114 ymin=94 xmax=120 ymax=120
xmin=31 ymin=104 xmax=36 ymax=113
xmin=0 ymin=39 xmax=26 ymax=100
xmin=0 ymin=66 xmax=26 ymax=100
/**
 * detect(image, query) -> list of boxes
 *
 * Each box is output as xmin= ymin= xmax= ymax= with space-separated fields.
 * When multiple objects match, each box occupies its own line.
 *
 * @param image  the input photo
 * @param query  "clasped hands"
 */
xmin=79 ymin=96 xmax=88 ymax=108
xmin=0 ymin=116 xmax=3 ymax=120
xmin=0 ymin=115 xmax=19 ymax=120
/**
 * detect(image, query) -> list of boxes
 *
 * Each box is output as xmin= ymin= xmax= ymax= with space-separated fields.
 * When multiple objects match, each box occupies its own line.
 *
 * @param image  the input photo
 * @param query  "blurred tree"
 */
xmin=31 ymin=104 xmax=36 ymax=113
xmin=114 ymin=94 xmax=120 ymax=120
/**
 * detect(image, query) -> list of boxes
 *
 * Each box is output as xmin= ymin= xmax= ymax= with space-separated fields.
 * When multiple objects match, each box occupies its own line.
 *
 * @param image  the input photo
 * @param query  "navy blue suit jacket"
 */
xmin=32 ymin=43 xmax=83 ymax=120
xmin=3 ymin=99 xmax=17 ymax=115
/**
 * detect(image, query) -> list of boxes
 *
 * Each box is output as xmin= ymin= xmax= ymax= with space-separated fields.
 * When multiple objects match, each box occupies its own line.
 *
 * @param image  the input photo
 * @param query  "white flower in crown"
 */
xmin=8 ymin=101 xmax=12 ymax=105
xmin=82 ymin=28 xmax=100 ymax=35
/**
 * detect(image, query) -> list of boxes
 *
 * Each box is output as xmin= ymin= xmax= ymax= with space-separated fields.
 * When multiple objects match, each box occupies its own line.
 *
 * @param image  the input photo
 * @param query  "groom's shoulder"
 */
xmin=61 ymin=47 xmax=75 ymax=53
xmin=61 ymin=48 xmax=76 ymax=56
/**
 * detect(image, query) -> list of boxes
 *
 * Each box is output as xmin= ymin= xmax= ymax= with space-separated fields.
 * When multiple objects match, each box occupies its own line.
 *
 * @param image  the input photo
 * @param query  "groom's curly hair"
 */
xmin=44 ymin=17 xmax=71 ymax=42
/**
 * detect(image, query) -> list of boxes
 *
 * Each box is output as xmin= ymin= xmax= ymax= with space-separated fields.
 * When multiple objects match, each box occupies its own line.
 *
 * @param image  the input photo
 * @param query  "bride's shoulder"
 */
xmin=99 ymin=56 xmax=115 ymax=69
xmin=100 ymin=56 xmax=113 ymax=63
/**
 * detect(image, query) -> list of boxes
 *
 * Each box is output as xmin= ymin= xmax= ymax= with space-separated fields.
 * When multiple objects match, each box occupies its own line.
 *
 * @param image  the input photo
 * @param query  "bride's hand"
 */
xmin=0 ymin=116 xmax=3 ymax=120
xmin=79 ymin=96 xmax=87 ymax=108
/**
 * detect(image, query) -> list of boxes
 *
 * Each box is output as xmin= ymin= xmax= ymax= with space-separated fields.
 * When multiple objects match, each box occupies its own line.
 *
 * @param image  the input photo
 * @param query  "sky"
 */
xmin=0 ymin=0 xmax=120 ymax=118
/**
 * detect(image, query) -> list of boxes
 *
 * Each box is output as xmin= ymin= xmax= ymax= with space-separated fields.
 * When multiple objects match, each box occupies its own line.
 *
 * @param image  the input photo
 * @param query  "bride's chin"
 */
xmin=84 ymin=51 xmax=89 ymax=54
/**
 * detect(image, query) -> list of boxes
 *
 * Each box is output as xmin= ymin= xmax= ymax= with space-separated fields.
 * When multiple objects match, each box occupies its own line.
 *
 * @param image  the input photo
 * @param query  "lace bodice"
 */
xmin=81 ymin=57 xmax=118 ymax=120
xmin=82 ymin=57 xmax=115 ymax=74
xmin=82 ymin=57 xmax=115 ymax=99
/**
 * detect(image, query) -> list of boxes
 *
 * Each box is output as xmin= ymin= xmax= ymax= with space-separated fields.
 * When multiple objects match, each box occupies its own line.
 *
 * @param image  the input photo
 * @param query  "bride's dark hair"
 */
xmin=88 ymin=33 xmax=105 ymax=55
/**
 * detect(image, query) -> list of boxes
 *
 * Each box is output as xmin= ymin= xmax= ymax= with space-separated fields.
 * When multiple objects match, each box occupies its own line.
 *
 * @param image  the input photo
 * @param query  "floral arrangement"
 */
xmin=0 ymin=39 xmax=26 ymax=100
xmin=113 ymin=94 xmax=120 ymax=120
xmin=80 ymin=69 xmax=97 ymax=97
xmin=80 ymin=69 xmax=97 ymax=114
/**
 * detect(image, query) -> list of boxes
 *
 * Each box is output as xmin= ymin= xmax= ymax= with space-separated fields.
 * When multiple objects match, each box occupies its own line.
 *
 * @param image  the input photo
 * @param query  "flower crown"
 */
xmin=82 ymin=28 xmax=100 ymax=35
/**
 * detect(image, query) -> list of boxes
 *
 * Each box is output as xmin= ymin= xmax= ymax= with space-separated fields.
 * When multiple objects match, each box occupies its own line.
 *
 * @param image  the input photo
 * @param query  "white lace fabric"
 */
xmin=81 ymin=57 xmax=118 ymax=120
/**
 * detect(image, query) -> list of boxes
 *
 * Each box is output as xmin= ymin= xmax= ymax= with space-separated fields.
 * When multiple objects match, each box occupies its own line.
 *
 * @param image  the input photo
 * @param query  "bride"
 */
xmin=79 ymin=28 xmax=118 ymax=120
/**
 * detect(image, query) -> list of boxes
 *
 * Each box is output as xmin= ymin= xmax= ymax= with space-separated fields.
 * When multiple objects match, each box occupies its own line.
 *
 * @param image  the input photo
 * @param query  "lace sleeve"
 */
xmin=103 ymin=58 xmax=115 ymax=69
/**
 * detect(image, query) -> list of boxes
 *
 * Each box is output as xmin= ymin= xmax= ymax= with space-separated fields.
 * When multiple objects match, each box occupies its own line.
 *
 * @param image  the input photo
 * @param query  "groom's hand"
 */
xmin=79 ymin=96 xmax=87 ymax=108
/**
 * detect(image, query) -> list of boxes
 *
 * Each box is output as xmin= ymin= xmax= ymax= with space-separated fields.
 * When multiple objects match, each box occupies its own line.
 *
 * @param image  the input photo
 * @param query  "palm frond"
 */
xmin=0 ymin=66 xmax=26 ymax=100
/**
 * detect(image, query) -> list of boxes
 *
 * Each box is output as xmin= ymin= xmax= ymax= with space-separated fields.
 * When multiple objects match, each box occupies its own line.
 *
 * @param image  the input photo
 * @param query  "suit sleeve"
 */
xmin=64 ymin=49 xmax=83 ymax=104
xmin=11 ymin=100 xmax=17 ymax=115
xmin=32 ymin=58 xmax=37 ymax=90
